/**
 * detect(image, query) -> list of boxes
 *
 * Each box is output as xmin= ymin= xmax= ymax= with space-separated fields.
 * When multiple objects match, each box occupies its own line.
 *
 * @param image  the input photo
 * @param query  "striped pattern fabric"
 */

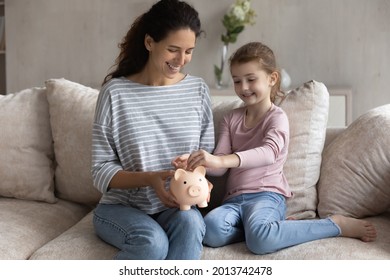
xmin=91 ymin=76 xmax=215 ymax=214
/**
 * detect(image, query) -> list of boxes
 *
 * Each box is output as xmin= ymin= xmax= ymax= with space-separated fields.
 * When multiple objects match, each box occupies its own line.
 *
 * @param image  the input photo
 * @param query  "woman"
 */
xmin=91 ymin=0 xmax=214 ymax=260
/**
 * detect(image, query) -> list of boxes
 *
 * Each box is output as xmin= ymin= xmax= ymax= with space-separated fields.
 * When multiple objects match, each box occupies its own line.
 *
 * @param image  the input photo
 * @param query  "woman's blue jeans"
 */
xmin=203 ymin=192 xmax=341 ymax=255
xmin=93 ymin=203 xmax=205 ymax=260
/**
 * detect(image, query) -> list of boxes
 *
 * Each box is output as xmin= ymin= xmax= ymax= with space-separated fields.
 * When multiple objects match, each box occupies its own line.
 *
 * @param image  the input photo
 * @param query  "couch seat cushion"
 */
xmin=0 ymin=198 xmax=91 ymax=259
xmin=201 ymin=211 xmax=390 ymax=260
xmin=29 ymin=209 xmax=390 ymax=260
xmin=29 ymin=211 xmax=118 ymax=260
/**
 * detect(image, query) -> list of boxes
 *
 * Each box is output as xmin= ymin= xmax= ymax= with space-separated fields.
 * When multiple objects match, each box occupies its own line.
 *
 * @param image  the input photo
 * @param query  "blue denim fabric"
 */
xmin=203 ymin=191 xmax=341 ymax=255
xmin=93 ymin=204 xmax=205 ymax=260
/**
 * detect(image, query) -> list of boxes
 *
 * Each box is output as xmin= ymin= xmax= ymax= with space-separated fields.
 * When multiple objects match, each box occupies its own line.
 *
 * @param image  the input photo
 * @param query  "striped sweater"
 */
xmin=91 ymin=76 xmax=215 ymax=214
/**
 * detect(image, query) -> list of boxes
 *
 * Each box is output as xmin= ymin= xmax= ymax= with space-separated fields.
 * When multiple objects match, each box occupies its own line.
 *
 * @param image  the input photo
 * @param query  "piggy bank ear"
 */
xmin=193 ymin=166 xmax=206 ymax=176
xmin=174 ymin=169 xmax=187 ymax=180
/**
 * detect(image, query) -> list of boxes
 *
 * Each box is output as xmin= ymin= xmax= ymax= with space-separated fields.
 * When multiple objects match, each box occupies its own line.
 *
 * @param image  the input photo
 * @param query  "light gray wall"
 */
xmin=5 ymin=0 xmax=390 ymax=120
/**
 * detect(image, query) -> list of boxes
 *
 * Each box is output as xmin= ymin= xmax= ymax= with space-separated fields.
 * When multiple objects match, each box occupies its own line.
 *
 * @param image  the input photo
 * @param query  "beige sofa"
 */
xmin=1 ymin=78 xmax=389 ymax=260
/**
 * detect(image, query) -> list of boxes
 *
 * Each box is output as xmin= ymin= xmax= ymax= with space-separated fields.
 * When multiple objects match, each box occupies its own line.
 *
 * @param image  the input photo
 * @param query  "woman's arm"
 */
xmin=109 ymin=170 xmax=177 ymax=208
xmin=109 ymin=170 xmax=174 ymax=189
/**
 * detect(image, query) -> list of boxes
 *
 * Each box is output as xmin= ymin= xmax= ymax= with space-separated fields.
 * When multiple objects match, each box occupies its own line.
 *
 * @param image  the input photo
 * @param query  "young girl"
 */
xmin=175 ymin=42 xmax=376 ymax=255
xmin=91 ymin=0 xmax=214 ymax=260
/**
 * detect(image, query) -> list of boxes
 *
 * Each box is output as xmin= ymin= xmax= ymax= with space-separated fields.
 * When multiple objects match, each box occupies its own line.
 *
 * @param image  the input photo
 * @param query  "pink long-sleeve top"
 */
xmin=210 ymin=104 xmax=292 ymax=202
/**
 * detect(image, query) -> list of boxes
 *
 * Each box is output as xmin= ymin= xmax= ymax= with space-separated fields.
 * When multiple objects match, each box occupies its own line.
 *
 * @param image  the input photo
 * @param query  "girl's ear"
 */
xmin=144 ymin=34 xmax=153 ymax=51
xmin=269 ymin=71 xmax=279 ymax=87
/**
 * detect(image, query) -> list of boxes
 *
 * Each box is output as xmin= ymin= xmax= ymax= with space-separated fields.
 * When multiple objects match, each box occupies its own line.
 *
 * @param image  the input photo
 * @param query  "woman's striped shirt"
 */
xmin=91 ymin=75 xmax=215 ymax=214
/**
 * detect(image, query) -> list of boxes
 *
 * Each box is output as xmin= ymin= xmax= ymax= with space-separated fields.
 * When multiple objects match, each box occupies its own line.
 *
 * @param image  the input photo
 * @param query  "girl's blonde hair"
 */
xmin=229 ymin=42 xmax=281 ymax=103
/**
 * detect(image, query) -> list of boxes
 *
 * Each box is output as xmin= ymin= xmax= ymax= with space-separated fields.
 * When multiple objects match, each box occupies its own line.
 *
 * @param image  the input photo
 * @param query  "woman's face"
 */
xmin=145 ymin=28 xmax=196 ymax=83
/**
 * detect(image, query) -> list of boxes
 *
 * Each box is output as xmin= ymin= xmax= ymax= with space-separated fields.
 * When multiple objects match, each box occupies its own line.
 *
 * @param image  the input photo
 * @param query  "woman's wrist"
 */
xmin=109 ymin=170 xmax=151 ymax=189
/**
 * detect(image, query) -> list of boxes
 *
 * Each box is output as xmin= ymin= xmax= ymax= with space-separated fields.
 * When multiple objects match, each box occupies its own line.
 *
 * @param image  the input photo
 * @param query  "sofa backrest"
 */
xmin=45 ymin=79 xmax=101 ymax=206
xmin=0 ymin=87 xmax=57 ymax=203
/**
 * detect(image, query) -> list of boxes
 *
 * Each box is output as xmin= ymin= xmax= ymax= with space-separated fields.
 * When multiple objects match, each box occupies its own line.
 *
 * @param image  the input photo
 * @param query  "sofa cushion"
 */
xmin=29 ymin=211 xmax=118 ymax=260
xmin=0 ymin=197 xmax=91 ymax=259
xmin=0 ymin=87 xmax=57 ymax=203
xmin=318 ymin=104 xmax=390 ymax=218
xmin=30 ymin=208 xmax=390 ymax=260
xmin=201 ymin=212 xmax=390 ymax=259
xmin=212 ymin=99 xmax=244 ymax=140
xmin=275 ymin=80 xmax=329 ymax=219
xmin=45 ymin=78 xmax=101 ymax=206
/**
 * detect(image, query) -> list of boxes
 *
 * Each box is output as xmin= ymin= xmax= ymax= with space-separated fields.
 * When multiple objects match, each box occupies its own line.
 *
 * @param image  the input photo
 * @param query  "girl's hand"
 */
xmin=187 ymin=149 xmax=221 ymax=171
xmin=171 ymin=154 xmax=190 ymax=169
xmin=149 ymin=170 xmax=178 ymax=208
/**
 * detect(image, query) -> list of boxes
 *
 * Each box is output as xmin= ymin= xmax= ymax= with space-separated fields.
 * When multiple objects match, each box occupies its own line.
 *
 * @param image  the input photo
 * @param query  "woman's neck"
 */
xmin=128 ymin=66 xmax=185 ymax=86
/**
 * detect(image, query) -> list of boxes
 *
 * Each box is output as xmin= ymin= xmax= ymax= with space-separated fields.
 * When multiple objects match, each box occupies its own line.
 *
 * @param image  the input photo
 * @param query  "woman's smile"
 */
xmin=167 ymin=62 xmax=181 ymax=72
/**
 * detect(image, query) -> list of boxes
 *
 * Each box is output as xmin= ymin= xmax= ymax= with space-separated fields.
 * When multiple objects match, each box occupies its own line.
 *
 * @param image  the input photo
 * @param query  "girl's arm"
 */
xmin=187 ymin=110 xmax=289 ymax=171
xmin=185 ymin=111 xmax=235 ymax=176
xmin=186 ymin=149 xmax=240 ymax=171
xmin=235 ymin=127 xmax=288 ymax=168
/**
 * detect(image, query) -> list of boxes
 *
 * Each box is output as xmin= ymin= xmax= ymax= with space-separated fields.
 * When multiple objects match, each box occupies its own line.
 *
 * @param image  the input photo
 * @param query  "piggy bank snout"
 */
xmin=187 ymin=185 xmax=202 ymax=197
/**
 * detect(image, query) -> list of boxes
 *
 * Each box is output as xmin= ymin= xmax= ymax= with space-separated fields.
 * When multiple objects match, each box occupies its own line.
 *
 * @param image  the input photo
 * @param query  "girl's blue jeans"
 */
xmin=203 ymin=191 xmax=341 ymax=255
xmin=93 ymin=203 xmax=205 ymax=260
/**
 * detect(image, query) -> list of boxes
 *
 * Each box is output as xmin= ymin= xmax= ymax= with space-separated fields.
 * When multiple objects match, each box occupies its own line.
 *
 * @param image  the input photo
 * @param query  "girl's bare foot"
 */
xmin=331 ymin=215 xmax=377 ymax=242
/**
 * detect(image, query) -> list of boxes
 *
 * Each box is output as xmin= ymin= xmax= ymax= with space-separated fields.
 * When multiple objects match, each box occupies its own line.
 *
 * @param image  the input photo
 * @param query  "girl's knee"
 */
xmin=203 ymin=216 xmax=232 ymax=248
xmin=203 ymin=230 xmax=224 ymax=248
xmin=245 ymin=225 xmax=279 ymax=255
xmin=246 ymin=240 xmax=277 ymax=255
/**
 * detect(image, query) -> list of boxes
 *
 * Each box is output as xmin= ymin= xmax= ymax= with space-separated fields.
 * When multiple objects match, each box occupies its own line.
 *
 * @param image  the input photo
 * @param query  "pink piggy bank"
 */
xmin=170 ymin=166 xmax=210 ymax=211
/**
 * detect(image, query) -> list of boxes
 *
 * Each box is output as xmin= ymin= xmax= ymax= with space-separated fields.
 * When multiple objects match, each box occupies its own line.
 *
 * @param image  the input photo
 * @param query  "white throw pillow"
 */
xmin=0 ymin=87 xmax=57 ymax=203
xmin=318 ymin=104 xmax=390 ymax=218
xmin=275 ymin=80 xmax=329 ymax=219
xmin=45 ymin=78 xmax=101 ymax=206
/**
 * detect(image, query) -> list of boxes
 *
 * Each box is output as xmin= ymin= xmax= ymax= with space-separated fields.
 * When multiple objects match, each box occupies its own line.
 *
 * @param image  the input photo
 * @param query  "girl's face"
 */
xmin=230 ymin=61 xmax=277 ymax=107
xmin=145 ymin=28 xmax=196 ymax=84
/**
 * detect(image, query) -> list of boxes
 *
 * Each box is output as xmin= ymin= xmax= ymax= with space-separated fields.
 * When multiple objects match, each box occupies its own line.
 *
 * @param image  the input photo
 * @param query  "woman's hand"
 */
xmin=171 ymin=154 xmax=190 ymax=170
xmin=148 ymin=170 xmax=178 ymax=208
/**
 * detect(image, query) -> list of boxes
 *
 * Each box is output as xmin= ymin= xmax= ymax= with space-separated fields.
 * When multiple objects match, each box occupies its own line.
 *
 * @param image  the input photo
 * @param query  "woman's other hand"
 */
xmin=149 ymin=170 xmax=178 ymax=208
